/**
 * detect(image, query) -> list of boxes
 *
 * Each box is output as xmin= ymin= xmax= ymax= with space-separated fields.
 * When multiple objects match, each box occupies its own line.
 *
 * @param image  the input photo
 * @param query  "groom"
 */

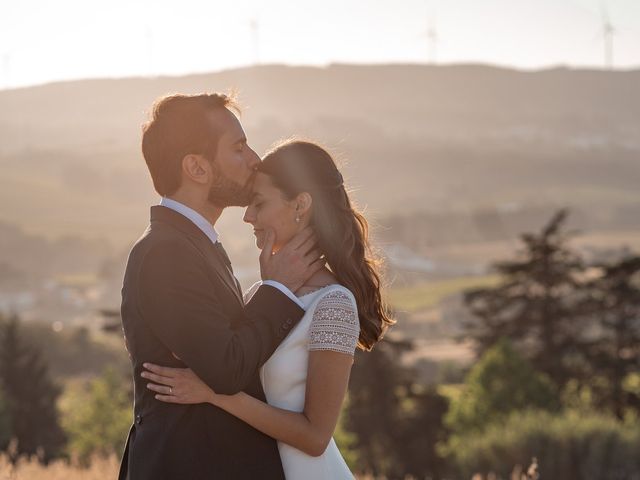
xmin=119 ymin=93 xmax=321 ymax=479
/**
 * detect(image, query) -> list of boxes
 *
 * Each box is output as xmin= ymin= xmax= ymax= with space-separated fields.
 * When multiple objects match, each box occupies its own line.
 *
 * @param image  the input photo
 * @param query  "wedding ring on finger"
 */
xmin=169 ymin=387 xmax=173 ymax=395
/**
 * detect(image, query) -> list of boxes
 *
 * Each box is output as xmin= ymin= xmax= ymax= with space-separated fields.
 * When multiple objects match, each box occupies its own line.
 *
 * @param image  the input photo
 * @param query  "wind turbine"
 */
xmin=425 ymin=12 xmax=438 ymax=65
xmin=250 ymin=17 xmax=260 ymax=65
xmin=1 ymin=52 xmax=10 ymax=89
xmin=600 ymin=4 xmax=615 ymax=69
xmin=145 ymin=26 xmax=155 ymax=77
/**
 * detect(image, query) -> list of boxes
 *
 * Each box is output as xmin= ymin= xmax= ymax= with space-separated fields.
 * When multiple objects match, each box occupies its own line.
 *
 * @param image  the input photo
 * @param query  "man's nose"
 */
xmin=243 ymin=209 xmax=254 ymax=224
xmin=247 ymin=148 xmax=260 ymax=169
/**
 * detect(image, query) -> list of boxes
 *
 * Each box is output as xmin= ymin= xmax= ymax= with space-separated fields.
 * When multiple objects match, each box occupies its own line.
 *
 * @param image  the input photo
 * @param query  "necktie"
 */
xmin=214 ymin=241 xmax=243 ymax=300
xmin=214 ymin=241 xmax=232 ymax=271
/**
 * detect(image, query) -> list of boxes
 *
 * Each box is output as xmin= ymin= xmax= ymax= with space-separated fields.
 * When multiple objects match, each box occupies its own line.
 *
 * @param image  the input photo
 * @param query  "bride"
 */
xmin=141 ymin=140 xmax=394 ymax=479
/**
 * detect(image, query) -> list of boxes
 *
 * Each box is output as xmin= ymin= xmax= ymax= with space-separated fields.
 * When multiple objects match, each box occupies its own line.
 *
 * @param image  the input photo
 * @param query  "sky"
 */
xmin=1 ymin=0 xmax=639 ymax=90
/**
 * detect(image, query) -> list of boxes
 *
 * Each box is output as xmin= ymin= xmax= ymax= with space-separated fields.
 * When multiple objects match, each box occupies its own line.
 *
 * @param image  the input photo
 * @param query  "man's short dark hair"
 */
xmin=141 ymin=93 xmax=239 ymax=196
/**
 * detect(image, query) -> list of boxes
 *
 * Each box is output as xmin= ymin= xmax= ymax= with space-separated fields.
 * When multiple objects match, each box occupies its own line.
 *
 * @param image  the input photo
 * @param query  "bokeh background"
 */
xmin=1 ymin=1 xmax=639 ymax=478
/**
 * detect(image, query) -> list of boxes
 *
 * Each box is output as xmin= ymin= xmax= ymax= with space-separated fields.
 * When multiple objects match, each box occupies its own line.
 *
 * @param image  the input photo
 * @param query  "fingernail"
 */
xmin=143 ymin=363 xmax=149 ymax=368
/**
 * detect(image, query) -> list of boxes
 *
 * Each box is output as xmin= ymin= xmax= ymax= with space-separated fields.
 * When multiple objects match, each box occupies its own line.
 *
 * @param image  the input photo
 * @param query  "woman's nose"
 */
xmin=243 ymin=208 xmax=254 ymax=224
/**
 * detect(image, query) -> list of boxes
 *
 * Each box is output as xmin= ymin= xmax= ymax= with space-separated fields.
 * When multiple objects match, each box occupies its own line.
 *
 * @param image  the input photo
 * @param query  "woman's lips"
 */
xmin=253 ymin=228 xmax=263 ymax=236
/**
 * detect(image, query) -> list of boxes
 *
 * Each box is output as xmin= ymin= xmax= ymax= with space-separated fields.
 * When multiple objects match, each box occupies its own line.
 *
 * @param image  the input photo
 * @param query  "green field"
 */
xmin=389 ymin=275 xmax=502 ymax=313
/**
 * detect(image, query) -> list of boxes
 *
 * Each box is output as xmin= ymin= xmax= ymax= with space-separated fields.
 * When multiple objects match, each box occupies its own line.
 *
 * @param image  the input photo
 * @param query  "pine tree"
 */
xmin=392 ymin=385 xmax=449 ymax=480
xmin=345 ymin=338 xmax=449 ymax=479
xmin=0 ymin=314 xmax=66 ymax=462
xmin=345 ymin=339 xmax=412 ymax=477
xmin=0 ymin=388 xmax=10 ymax=448
xmin=462 ymin=209 xmax=589 ymax=389
xmin=580 ymin=255 xmax=640 ymax=419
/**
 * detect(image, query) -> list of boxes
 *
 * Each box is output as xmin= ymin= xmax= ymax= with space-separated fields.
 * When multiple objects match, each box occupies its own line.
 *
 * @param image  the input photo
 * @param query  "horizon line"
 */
xmin=2 ymin=60 xmax=640 ymax=93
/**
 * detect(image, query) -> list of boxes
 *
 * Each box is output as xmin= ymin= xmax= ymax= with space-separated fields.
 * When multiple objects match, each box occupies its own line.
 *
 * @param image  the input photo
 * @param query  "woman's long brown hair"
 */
xmin=258 ymin=140 xmax=394 ymax=350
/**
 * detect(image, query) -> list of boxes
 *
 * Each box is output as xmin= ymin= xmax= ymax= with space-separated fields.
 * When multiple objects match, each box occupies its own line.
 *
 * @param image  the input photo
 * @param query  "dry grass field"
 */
xmin=0 ymin=454 xmax=120 ymax=480
xmin=0 ymin=454 xmax=391 ymax=480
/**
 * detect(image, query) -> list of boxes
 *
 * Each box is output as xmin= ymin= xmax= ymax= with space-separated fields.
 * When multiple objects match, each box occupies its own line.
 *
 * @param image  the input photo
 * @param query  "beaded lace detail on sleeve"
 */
xmin=308 ymin=289 xmax=360 ymax=356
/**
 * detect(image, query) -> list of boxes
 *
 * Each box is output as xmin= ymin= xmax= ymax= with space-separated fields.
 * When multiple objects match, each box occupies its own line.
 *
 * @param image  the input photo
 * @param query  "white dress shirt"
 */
xmin=159 ymin=197 xmax=305 ymax=309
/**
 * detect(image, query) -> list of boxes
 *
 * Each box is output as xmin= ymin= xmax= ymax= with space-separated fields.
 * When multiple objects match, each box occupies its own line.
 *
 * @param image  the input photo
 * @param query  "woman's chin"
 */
xmin=255 ymin=236 xmax=282 ymax=253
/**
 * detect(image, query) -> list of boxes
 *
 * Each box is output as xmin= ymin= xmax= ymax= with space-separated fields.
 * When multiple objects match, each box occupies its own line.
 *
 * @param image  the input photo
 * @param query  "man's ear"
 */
xmin=295 ymin=192 xmax=313 ymax=216
xmin=181 ymin=154 xmax=210 ymax=185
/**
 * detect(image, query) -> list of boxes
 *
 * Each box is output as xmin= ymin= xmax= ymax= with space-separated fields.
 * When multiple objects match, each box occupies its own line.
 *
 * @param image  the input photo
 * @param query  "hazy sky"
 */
xmin=1 ymin=0 xmax=639 ymax=89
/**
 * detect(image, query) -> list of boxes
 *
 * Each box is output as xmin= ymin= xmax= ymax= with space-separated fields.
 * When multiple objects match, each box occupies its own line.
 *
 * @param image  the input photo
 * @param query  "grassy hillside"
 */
xmin=1 ymin=64 xmax=639 ymax=250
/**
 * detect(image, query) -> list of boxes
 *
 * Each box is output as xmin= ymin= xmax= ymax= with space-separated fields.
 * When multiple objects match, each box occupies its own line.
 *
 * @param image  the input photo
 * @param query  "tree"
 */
xmin=392 ymin=385 xmax=449 ymax=480
xmin=0 ymin=314 xmax=66 ymax=462
xmin=579 ymin=255 xmax=640 ymax=419
xmin=0 ymin=389 xmax=10 ymax=448
xmin=345 ymin=338 xmax=449 ymax=479
xmin=62 ymin=367 xmax=131 ymax=464
xmin=462 ymin=209 xmax=589 ymax=389
xmin=446 ymin=338 xmax=560 ymax=435
xmin=346 ymin=339 xmax=412 ymax=477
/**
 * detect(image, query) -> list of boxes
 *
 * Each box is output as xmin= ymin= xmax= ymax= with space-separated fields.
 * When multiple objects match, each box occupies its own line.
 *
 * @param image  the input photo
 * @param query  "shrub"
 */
xmin=446 ymin=338 xmax=560 ymax=434
xmin=445 ymin=409 xmax=640 ymax=480
xmin=60 ymin=367 xmax=131 ymax=464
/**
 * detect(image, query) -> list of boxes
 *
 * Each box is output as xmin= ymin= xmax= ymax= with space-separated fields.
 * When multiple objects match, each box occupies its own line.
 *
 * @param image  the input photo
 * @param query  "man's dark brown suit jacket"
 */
xmin=118 ymin=206 xmax=304 ymax=479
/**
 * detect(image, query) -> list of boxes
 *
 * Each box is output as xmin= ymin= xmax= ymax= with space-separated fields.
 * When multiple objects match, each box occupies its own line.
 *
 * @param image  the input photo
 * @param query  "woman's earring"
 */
xmin=295 ymin=215 xmax=300 ymax=223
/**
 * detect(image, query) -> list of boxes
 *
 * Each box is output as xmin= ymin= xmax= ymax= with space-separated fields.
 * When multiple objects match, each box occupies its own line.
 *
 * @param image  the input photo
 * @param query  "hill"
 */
xmin=1 ymin=63 xmax=638 ymax=252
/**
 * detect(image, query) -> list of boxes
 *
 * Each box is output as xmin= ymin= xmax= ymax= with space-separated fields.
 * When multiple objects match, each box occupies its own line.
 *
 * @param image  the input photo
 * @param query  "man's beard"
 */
xmin=207 ymin=167 xmax=254 ymax=208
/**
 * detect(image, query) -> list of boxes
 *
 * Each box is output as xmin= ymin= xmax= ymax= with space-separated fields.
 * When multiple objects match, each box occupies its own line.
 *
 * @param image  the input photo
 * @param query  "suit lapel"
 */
xmin=150 ymin=206 xmax=244 ymax=307
xmin=199 ymin=239 xmax=244 ymax=306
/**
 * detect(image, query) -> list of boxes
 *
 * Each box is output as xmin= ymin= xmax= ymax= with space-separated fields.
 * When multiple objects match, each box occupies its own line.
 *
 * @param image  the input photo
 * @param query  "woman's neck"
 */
xmin=295 ymin=267 xmax=338 ymax=295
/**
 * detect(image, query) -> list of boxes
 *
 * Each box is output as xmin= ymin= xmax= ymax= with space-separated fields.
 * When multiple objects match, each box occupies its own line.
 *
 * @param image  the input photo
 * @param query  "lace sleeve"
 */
xmin=308 ymin=289 xmax=360 ymax=356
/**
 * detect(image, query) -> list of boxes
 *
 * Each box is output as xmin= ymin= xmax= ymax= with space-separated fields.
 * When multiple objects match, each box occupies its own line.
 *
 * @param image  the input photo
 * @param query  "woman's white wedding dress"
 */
xmin=246 ymin=283 xmax=359 ymax=480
